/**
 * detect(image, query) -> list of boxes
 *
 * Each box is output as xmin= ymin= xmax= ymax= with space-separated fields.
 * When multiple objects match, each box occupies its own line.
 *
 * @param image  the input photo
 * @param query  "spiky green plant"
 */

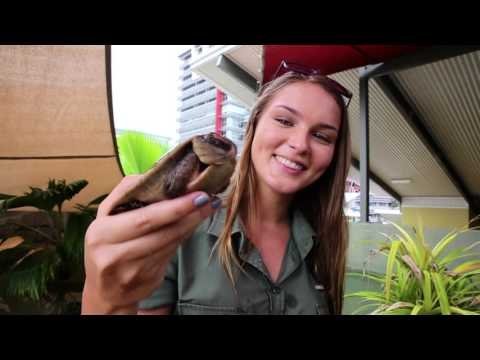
xmin=346 ymin=217 xmax=480 ymax=315
xmin=116 ymin=130 xmax=170 ymax=175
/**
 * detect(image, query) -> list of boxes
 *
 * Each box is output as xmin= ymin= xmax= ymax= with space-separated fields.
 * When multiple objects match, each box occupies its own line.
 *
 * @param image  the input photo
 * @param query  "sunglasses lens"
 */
xmin=274 ymin=61 xmax=352 ymax=108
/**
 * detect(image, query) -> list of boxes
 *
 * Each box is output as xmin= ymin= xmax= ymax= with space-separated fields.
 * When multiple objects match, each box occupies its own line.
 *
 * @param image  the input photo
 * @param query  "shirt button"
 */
xmin=271 ymin=286 xmax=281 ymax=295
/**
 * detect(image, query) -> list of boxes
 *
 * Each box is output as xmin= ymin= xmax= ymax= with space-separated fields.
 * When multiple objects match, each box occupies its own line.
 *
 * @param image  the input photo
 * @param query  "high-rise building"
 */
xmin=177 ymin=48 xmax=250 ymax=154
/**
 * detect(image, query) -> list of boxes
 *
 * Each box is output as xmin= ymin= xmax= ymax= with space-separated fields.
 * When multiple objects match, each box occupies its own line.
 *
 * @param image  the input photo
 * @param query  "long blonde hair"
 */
xmin=215 ymin=71 xmax=351 ymax=314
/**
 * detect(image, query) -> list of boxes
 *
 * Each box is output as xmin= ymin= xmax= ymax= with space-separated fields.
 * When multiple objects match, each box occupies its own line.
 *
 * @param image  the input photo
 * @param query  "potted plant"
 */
xmin=346 ymin=218 xmax=480 ymax=315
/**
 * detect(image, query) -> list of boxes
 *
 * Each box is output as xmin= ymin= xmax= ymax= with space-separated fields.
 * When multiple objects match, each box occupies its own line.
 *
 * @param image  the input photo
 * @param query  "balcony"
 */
xmin=189 ymin=45 xmax=260 ymax=107
xmin=180 ymin=82 xmax=214 ymax=100
xmin=178 ymin=125 xmax=216 ymax=141
xmin=178 ymin=114 xmax=217 ymax=133
xmin=178 ymin=88 xmax=217 ymax=111
xmin=178 ymin=101 xmax=216 ymax=121
xmin=178 ymin=77 xmax=205 ymax=91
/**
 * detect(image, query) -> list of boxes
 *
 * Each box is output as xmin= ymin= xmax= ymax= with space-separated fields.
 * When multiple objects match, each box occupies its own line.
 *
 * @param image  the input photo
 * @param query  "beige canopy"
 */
xmin=0 ymin=45 xmax=123 ymax=211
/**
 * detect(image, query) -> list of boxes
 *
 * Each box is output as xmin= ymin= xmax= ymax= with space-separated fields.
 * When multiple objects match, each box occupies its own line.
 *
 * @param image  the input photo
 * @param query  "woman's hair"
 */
xmin=215 ymin=71 xmax=351 ymax=314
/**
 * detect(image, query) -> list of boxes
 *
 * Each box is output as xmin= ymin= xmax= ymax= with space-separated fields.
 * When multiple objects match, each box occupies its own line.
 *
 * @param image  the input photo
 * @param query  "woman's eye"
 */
xmin=275 ymin=118 xmax=293 ymax=126
xmin=313 ymin=133 xmax=332 ymax=143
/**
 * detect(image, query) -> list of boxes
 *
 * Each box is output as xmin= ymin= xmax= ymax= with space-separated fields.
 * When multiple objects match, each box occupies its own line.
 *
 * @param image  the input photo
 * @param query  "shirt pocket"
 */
xmin=176 ymin=302 xmax=243 ymax=315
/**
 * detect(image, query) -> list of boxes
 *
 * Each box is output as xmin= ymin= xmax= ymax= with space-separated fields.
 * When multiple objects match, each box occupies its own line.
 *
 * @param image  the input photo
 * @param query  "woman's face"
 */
xmin=251 ymin=81 xmax=342 ymax=196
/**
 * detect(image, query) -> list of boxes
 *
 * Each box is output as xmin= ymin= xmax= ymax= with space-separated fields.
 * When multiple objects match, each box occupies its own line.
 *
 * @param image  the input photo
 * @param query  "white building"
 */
xmin=177 ymin=47 xmax=250 ymax=153
xmin=345 ymin=192 xmax=401 ymax=224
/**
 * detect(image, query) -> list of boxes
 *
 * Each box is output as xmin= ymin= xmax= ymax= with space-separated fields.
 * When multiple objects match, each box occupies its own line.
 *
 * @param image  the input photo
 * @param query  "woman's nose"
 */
xmin=287 ymin=130 xmax=309 ymax=153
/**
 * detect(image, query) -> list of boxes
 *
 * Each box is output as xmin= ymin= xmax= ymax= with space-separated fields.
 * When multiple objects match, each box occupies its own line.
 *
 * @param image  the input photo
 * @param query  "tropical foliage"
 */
xmin=0 ymin=179 xmax=106 ymax=314
xmin=116 ymin=130 xmax=170 ymax=175
xmin=346 ymin=218 xmax=480 ymax=315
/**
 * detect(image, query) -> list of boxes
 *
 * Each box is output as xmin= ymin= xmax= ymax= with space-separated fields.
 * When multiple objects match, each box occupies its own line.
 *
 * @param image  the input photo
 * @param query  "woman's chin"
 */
xmin=265 ymin=179 xmax=302 ymax=195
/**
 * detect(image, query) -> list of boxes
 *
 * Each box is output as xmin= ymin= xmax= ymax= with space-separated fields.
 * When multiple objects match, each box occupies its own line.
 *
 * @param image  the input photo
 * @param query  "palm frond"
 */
xmin=116 ymin=130 xmax=171 ymax=175
xmin=1 ymin=179 xmax=88 ymax=212
xmin=348 ymin=220 xmax=480 ymax=315
xmin=5 ymin=250 xmax=61 ymax=301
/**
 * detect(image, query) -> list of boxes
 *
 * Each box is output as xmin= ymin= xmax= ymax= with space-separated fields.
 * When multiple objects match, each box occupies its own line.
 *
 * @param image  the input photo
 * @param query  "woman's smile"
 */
xmin=273 ymin=154 xmax=306 ymax=174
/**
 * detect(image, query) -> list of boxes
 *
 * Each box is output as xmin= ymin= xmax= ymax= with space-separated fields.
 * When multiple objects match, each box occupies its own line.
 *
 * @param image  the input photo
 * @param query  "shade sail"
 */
xmin=0 ymin=45 xmax=123 ymax=211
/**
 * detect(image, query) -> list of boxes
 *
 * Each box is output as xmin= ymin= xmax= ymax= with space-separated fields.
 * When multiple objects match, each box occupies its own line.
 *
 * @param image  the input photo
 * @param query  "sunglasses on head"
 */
xmin=272 ymin=60 xmax=353 ymax=108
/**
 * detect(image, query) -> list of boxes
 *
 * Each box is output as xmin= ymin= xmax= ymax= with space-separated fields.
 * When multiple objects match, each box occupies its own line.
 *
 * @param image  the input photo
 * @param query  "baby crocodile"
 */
xmin=110 ymin=132 xmax=237 ymax=215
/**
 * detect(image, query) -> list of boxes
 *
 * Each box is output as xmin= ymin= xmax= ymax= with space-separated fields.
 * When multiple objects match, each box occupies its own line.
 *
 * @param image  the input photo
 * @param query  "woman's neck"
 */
xmin=244 ymin=182 xmax=293 ymax=228
xmin=240 ymin=183 xmax=292 ymax=275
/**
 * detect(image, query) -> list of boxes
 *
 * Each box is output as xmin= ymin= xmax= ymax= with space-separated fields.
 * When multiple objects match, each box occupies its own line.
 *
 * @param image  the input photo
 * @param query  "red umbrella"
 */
xmin=262 ymin=45 xmax=424 ymax=84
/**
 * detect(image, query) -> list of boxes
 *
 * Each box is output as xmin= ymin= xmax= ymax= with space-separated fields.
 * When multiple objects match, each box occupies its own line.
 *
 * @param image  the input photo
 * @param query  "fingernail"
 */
xmin=211 ymin=197 xmax=222 ymax=209
xmin=193 ymin=194 xmax=210 ymax=208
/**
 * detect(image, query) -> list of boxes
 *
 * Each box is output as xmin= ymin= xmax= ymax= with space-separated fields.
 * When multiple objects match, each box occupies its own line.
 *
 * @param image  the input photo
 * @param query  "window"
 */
xmin=182 ymin=94 xmax=195 ymax=101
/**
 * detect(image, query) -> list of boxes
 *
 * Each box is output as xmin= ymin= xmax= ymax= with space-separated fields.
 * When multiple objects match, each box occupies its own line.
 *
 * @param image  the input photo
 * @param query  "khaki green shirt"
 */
xmin=138 ymin=207 xmax=330 ymax=315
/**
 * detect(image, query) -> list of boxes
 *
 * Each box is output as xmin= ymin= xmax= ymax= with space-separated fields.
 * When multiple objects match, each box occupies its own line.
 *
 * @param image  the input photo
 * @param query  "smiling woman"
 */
xmin=82 ymin=61 xmax=352 ymax=315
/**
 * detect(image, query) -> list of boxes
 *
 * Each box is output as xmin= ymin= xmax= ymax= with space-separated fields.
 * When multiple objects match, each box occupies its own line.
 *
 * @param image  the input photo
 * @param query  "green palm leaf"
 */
xmin=450 ymin=306 xmax=480 ymax=315
xmin=385 ymin=240 xmax=401 ymax=302
xmin=0 ymin=179 xmax=88 ymax=212
xmin=422 ymin=270 xmax=433 ymax=312
xmin=116 ymin=130 xmax=171 ymax=175
xmin=347 ymin=219 xmax=480 ymax=316
xmin=432 ymin=272 xmax=451 ymax=315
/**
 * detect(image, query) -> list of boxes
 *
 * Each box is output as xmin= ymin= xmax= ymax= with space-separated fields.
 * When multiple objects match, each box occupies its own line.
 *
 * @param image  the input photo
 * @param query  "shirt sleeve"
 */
xmin=137 ymin=251 xmax=178 ymax=310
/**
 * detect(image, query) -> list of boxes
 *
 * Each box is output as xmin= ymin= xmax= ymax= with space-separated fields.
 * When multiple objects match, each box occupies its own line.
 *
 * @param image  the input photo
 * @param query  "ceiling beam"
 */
xmin=373 ymin=74 xmax=480 ymax=216
xmin=360 ymin=46 xmax=480 ymax=79
xmin=351 ymin=157 xmax=402 ymax=203
xmin=215 ymin=55 xmax=258 ymax=92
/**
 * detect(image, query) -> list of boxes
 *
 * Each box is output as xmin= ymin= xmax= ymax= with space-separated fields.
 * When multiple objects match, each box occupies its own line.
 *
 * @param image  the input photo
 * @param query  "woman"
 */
xmin=81 ymin=62 xmax=352 ymax=315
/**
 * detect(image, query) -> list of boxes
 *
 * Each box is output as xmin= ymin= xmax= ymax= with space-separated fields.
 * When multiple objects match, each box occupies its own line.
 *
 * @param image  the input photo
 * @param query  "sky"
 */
xmin=111 ymin=45 xmax=190 ymax=143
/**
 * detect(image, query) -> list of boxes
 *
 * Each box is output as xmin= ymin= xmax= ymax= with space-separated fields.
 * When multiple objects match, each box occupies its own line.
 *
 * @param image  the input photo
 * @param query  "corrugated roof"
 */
xmin=331 ymin=68 xmax=461 ymax=197
xmin=393 ymin=50 xmax=480 ymax=197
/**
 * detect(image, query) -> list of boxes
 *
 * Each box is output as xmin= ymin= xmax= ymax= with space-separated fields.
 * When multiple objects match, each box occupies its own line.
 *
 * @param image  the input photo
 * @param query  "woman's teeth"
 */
xmin=275 ymin=155 xmax=305 ymax=170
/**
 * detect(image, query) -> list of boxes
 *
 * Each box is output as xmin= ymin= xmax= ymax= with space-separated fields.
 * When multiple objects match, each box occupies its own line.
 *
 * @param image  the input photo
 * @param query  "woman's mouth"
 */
xmin=274 ymin=155 xmax=306 ymax=172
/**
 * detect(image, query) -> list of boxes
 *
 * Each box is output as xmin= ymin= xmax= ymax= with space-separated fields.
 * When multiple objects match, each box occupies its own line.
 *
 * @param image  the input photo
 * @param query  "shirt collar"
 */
xmin=290 ymin=208 xmax=316 ymax=260
xmin=206 ymin=206 xmax=243 ymax=238
xmin=206 ymin=206 xmax=315 ymax=260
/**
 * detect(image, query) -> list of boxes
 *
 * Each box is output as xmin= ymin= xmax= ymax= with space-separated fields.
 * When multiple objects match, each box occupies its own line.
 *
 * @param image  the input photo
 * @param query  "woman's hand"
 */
xmin=81 ymin=175 xmax=219 ymax=314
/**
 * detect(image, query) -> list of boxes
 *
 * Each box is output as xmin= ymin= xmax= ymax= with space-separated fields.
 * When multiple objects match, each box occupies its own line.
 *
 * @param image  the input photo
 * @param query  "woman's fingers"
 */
xmin=99 ymin=198 xmax=218 ymax=262
xmin=97 ymin=175 xmax=143 ymax=218
xmin=100 ymin=241 xmax=178 ymax=306
xmin=89 ymin=191 xmax=217 ymax=245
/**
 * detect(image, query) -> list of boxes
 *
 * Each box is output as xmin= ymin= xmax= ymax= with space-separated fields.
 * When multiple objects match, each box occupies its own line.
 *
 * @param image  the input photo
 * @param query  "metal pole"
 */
xmin=215 ymin=89 xmax=224 ymax=135
xmin=359 ymin=71 xmax=370 ymax=222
